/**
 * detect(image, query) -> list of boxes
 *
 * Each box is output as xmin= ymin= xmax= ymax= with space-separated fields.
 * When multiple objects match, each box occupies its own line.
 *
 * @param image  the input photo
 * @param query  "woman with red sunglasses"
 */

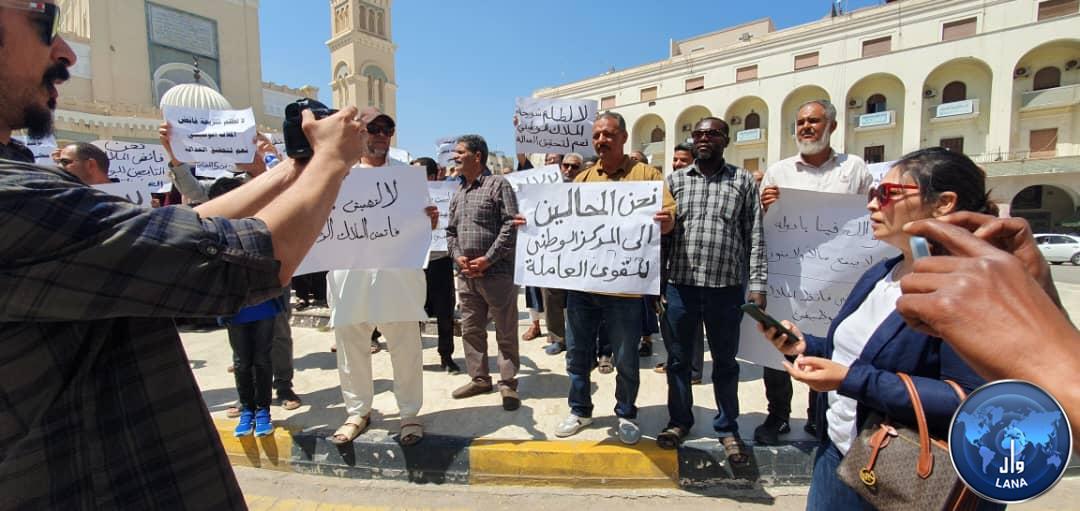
xmin=758 ymin=147 xmax=1003 ymax=510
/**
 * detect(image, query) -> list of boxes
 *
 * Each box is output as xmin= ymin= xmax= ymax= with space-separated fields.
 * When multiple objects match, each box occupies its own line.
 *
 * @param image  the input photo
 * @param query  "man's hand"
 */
xmin=654 ymin=210 xmax=674 ymax=234
xmin=425 ymin=205 xmax=439 ymax=230
xmin=158 ymin=122 xmax=182 ymax=167
xmin=469 ymin=256 xmax=491 ymax=276
xmin=300 ymin=106 xmax=367 ymax=168
xmin=784 ymin=356 xmax=848 ymax=392
xmin=455 ymin=256 xmax=475 ymax=278
xmin=760 ymin=185 xmax=780 ymax=210
xmin=747 ymin=291 xmax=766 ymax=310
xmin=235 ymin=133 xmax=271 ymax=176
xmin=512 ymin=213 xmax=527 ymax=228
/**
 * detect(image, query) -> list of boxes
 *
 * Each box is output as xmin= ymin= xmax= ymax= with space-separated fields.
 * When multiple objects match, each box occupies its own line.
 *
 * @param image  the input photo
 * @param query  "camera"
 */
xmin=282 ymin=98 xmax=338 ymax=160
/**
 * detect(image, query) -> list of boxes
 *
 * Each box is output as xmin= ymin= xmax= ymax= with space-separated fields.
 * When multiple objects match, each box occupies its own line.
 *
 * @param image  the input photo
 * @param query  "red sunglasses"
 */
xmin=867 ymin=183 xmax=919 ymax=208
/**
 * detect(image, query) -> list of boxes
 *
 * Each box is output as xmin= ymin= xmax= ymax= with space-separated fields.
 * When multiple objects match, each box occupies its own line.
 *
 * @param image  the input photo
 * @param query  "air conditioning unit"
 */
xmin=1067 ymin=59 xmax=1079 ymax=71
xmin=923 ymin=88 xmax=937 ymax=98
xmin=730 ymin=116 xmax=742 ymax=125
xmin=1014 ymin=66 xmax=1029 ymax=78
xmin=681 ymin=124 xmax=692 ymax=132
xmin=847 ymin=98 xmax=862 ymax=108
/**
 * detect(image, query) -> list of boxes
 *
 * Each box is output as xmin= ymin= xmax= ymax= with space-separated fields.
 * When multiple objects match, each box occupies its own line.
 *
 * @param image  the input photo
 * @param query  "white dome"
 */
xmin=159 ymin=83 xmax=232 ymax=110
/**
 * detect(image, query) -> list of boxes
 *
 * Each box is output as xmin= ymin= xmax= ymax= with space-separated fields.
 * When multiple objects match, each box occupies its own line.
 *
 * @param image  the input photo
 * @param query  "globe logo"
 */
xmin=950 ymin=380 xmax=1072 ymax=504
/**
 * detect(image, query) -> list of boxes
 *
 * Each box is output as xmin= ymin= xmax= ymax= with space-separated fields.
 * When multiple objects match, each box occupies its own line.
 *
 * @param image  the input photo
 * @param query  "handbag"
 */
xmin=836 ymin=372 xmax=980 ymax=511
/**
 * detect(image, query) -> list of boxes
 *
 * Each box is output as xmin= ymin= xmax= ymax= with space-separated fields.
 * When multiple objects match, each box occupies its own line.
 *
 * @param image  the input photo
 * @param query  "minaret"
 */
xmin=326 ymin=0 xmax=397 ymax=119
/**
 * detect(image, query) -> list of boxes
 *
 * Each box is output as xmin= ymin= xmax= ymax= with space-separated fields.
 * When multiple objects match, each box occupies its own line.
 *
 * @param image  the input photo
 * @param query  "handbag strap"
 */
xmin=896 ymin=372 xmax=934 ymax=479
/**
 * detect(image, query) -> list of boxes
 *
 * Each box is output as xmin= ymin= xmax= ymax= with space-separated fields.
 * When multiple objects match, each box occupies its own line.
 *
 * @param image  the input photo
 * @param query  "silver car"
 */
xmin=1035 ymin=234 xmax=1080 ymax=265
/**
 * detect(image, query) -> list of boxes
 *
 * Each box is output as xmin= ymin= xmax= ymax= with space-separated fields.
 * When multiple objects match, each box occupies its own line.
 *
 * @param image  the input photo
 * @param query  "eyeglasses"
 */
xmin=561 ymin=163 xmax=581 ymax=170
xmin=366 ymin=123 xmax=394 ymax=136
xmin=691 ymin=129 xmax=727 ymax=140
xmin=867 ymin=183 xmax=920 ymax=208
xmin=0 ymin=2 xmax=60 ymax=46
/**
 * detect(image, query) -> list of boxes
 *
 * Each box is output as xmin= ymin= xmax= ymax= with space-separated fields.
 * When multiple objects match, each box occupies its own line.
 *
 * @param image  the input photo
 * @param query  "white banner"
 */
xmin=92 ymin=140 xmax=171 ymax=194
xmin=514 ymin=97 xmax=597 ymax=156
xmin=503 ymin=164 xmax=561 ymax=191
xmin=514 ymin=183 xmax=662 ymax=295
xmin=162 ymin=106 xmax=257 ymax=164
xmin=295 ymin=166 xmax=432 ymax=275
xmin=92 ymin=181 xmax=152 ymax=208
xmin=427 ymin=181 xmax=457 ymax=253
xmin=14 ymin=134 xmax=57 ymax=165
xmin=435 ymin=136 xmax=457 ymax=169
xmin=737 ymin=189 xmax=899 ymax=370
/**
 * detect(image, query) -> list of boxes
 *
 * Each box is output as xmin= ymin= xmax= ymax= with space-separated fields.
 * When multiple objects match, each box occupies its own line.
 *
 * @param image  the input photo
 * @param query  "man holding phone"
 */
xmin=657 ymin=117 xmax=766 ymax=465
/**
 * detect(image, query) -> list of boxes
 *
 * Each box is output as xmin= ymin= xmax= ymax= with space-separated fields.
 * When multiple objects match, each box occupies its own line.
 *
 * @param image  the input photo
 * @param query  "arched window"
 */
xmin=368 ymin=9 xmax=376 ymax=32
xmin=377 ymin=11 xmax=385 ymax=35
xmin=356 ymin=6 xmax=365 ymax=31
xmin=942 ymin=81 xmax=967 ymax=103
xmin=334 ymin=63 xmax=350 ymax=81
xmin=744 ymin=112 xmax=761 ymax=130
xmin=1033 ymin=67 xmax=1062 ymax=91
xmin=362 ymin=66 xmax=388 ymax=109
xmin=866 ymin=94 xmax=887 ymax=114
xmin=650 ymin=127 xmax=665 ymax=143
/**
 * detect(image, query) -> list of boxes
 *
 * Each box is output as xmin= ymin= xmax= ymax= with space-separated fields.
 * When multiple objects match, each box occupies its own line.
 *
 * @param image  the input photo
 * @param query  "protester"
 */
xmin=629 ymin=150 xmax=649 ymax=166
xmin=517 ymin=151 xmax=562 ymax=340
xmin=57 ymin=142 xmax=113 ymax=185
xmin=541 ymin=151 xmax=586 ymax=356
xmin=671 ymin=142 xmax=694 ymax=171
xmin=656 ymin=118 xmax=766 ymax=465
xmin=758 ymin=147 xmax=1000 ymax=510
xmin=548 ymin=112 xmax=676 ymax=444
xmin=0 ymin=3 xmax=372 ymax=505
xmin=754 ymin=99 xmax=874 ymax=445
xmin=326 ymin=111 xmax=437 ymax=447
xmin=445 ymin=134 xmax=522 ymax=411
xmin=414 ymin=156 xmax=461 ymax=374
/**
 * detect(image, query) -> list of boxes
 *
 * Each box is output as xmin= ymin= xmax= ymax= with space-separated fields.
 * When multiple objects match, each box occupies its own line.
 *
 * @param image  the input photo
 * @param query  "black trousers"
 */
xmin=228 ymin=316 xmax=275 ymax=410
xmin=425 ymin=256 xmax=456 ymax=358
xmin=292 ymin=271 xmax=327 ymax=302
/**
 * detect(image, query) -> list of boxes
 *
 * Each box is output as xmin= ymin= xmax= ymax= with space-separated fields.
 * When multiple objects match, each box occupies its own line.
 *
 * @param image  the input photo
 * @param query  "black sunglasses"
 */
xmin=2 ymin=2 xmax=60 ymax=46
xmin=367 ymin=123 xmax=394 ymax=136
xmin=561 ymin=162 xmax=581 ymax=170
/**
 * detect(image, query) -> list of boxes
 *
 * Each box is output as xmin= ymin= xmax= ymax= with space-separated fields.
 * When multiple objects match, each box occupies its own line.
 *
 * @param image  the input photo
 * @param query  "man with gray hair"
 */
xmin=753 ymin=99 xmax=873 ymax=446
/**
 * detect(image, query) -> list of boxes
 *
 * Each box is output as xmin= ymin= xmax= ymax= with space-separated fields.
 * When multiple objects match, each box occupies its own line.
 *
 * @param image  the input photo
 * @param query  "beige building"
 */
xmin=536 ymin=0 xmax=1080 ymax=231
xmin=326 ymin=0 xmax=397 ymax=119
xmin=53 ymin=0 xmax=316 ymax=145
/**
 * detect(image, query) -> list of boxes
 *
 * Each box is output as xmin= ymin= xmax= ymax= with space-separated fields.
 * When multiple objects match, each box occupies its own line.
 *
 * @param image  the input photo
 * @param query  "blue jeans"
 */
xmin=566 ymin=291 xmax=642 ymax=419
xmin=807 ymin=439 xmax=874 ymax=511
xmin=663 ymin=284 xmax=743 ymax=436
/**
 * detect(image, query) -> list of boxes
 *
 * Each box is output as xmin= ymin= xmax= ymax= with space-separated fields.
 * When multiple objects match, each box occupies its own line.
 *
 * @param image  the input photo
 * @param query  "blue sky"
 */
xmin=259 ymin=0 xmax=882 ymax=159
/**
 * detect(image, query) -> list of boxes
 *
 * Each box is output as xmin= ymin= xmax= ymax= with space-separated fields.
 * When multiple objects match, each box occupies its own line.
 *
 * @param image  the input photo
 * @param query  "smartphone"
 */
xmin=740 ymin=303 xmax=799 ymax=345
xmin=909 ymin=236 xmax=931 ymax=260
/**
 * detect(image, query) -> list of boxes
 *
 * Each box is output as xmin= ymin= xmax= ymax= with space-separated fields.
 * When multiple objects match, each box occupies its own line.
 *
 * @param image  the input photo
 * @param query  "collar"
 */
xmin=795 ymin=148 xmax=837 ymax=169
xmin=457 ymin=168 xmax=492 ymax=188
xmin=686 ymin=158 xmax=732 ymax=177
xmin=595 ymin=155 xmax=633 ymax=179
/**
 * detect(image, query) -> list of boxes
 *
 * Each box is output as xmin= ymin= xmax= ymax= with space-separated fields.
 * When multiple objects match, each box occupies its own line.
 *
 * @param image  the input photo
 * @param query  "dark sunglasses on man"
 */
xmin=1 ymin=1 xmax=61 ymax=46
xmin=366 ymin=123 xmax=394 ymax=136
xmin=561 ymin=162 xmax=581 ymax=171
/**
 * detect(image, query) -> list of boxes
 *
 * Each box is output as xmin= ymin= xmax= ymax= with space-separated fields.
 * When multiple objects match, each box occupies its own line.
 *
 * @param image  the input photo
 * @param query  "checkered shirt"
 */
xmin=446 ymin=172 xmax=519 ymax=275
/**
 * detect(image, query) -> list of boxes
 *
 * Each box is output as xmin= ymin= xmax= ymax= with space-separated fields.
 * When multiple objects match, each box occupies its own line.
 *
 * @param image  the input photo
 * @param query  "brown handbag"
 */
xmin=836 ymin=373 xmax=981 ymax=511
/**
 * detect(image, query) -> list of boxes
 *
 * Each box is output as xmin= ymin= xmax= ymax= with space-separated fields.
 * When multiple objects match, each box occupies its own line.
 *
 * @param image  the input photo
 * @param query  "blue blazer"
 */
xmin=803 ymin=256 xmax=986 ymax=440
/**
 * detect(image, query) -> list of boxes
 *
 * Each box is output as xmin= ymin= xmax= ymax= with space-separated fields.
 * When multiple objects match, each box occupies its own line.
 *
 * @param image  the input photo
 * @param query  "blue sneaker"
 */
xmin=544 ymin=342 xmax=566 ymax=355
xmin=234 ymin=408 xmax=254 ymax=437
xmin=253 ymin=407 xmax=273 ymax=437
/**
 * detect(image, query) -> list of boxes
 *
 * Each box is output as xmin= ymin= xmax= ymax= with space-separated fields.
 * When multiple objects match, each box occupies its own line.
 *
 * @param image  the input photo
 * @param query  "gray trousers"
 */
xmin=542 ymin=287 xmax=566 ymax=342
xmin=272 ymin=287 xmax=294 ymax=393
xmin=458 ymin=273 xmax=520 ymax=389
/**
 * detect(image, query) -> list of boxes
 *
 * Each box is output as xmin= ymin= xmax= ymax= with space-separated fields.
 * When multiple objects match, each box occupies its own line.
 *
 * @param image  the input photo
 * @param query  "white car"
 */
xmin=1035 ymin=234 xmax=1080 ymax=265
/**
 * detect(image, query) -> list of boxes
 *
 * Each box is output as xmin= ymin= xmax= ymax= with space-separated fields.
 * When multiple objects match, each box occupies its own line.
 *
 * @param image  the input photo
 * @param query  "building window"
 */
xmin=864 ymin=145 xmax=885 ymax=163
xmin=650 ymin=127 xmax=665 ymax=143
xmin=1037 ymin=0 xmax=1079 ymax=21
xmin=1030 ymin=128 xmax=1058 ymax=158
xmin=601 ymin=96 xmax=615 ymax=109
xmin=866 ymin=94 xmax=887 ymax=114
xmin=940 ymin=137 xmax=965 ymax=154
xmin=942 ymin=81 xmax=967 ymax=103
xmin=1033 ymin=67 xmax=1062 ymax=90
xmin=941 ymin=17 xmax=977 ymax=41
xmin=794 ymin=52 xmax=819 ymax=70
xmin=742 ymin=158 xmax=759 ymax=172
xmin=862 ymin=36 xmax=892 ymax=58
xmin=744 ymin=112 xmax=761 ymax=130
xmin=640 ymin=86 xmax=658 ymax=102
xmin=377 ymin=11 xmax=385 ymax=35
xmin=736 ymin=65 xmax=758 ymax=82
xmin=685 ymin=77 xmax=705 ymax=92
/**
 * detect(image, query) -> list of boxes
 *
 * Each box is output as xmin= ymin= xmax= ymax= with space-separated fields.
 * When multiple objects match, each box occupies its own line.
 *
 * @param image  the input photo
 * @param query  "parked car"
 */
xmin=1035 ymin=233 xmax=1080 ymax=265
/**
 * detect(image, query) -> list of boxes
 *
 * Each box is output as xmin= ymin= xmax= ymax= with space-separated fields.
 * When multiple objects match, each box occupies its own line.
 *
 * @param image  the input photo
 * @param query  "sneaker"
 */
xmin=500 ymin=387 xmax=521 ymax=411
xmin=617 ymin=418 xmax=642 ymax=445
xmin=803 ymin=421 xmax=818 ymax=437
xmin=277 ymin=388 xmax=302 ymax=410
xmin=555 ymin=413 xmax=593 ymax=438
xmin=451 ymin=379 xmax=493 ymax=399
xmin=753 ymin=415 xmax=791 ymax=446
xmin=638 ymin=338 xmax=652 ymax=357
xmin=544 ymin=342 xmax=566 ymax=355
xmin=253 ymin=408 xmax=273 ymax=437
xmin=234 ymin=408 xmax=255 ymax=437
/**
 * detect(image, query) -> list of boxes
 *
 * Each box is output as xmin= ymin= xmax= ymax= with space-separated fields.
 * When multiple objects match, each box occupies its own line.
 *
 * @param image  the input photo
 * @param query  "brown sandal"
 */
xmin=721 ymin=435 xmax=750 ymax=465
xmin=399 ymin=421 xmax=424 ymax=447
xmin=329 ymin=415 xmax=370 ymax=445
xmin=656 ymin=426 xmax=686 ymax=450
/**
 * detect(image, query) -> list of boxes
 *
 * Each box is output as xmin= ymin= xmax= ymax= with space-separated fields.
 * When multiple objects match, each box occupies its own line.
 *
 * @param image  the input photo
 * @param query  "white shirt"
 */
xmin=326 ymin=158 xmax=429 ymax=326
xmin=826 ymin=267 xmax=903 ymax=454
xmin=760 ymin=150 xmax=873 ymax=194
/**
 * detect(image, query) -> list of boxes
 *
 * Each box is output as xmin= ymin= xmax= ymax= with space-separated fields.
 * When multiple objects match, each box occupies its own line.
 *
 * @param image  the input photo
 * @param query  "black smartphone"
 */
xmin=740 ymin=303 xmax=800 ymax=346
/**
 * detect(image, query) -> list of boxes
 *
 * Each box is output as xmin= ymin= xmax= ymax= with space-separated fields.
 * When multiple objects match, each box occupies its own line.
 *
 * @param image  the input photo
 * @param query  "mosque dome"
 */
xmin=159 ymin=83 xmax=232 ymax=110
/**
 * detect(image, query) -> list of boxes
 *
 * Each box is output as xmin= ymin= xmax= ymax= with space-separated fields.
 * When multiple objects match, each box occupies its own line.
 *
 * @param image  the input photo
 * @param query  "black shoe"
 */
xmin=803 ymin=421 xmax=818 ymax=437
xmin=638 ymin=339 xmax=652 ymax=357
xmin=441 ymin=356 xmax=461 ymax=375
xmin=753 ymin=415 xmax=791 ymax=445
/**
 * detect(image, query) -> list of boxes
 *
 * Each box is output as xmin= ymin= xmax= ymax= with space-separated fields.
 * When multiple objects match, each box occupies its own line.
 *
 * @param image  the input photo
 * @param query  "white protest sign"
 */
xmin=92 ymin=140 xmax=172 ymax=194
xmin=92 ymin=181 xmax=152 ymax=208
xmin=503 ymin=164 xmax=562 ymax=192
xmin=435 ymin=136 xmax=457 ymax=169
xmin=195 ymin=161 xmax=237 ymax=179
xmin=514 ymin=97 xmax=597 ymax=157
xmin=14 ymin=134 xmax=57 ymax=165
xmin=514 ymin=182 xmax=661 ymax=295
xmin=389 ymin=147 xmax=410 ymax=164
xmin=295 ymin=165 xmax=432 ymax=275
xmin=867 ymin=160 xmax=896 ymax=188
xmin=162 ymin=106 xmax=257 ymax=164
xmin=736 ymin=189 xmax=899 ymax=370
xmin=427 ymin=181 xmax=457 ymax=253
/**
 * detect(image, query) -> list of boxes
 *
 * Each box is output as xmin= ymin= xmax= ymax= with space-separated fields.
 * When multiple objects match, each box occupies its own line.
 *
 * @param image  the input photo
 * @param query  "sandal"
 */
xmin=597 ymin=356 xmax=614 ymax=374
xmin=721 ymin=435 xmax=750 ymax=465
xmin=370 ymin=340 xmax=382 ymax=354
xmin=656 ymin=426 xmax=686 ymax=450
xmin=329 ymin=415 xmax=370 ymax=445
xmin=399 ymin=421 xmax=424 ymax=447
xmin=654 ymin=363 xmax=667 ymax=374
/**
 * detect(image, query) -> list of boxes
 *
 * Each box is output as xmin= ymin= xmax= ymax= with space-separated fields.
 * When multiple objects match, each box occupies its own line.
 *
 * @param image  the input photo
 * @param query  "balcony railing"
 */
xmin=933 ymin=99 xmax=980 ymax=119
xmin=734 ymin=128 xmax=766 ymax=144
xmin=856 ymin=110 xmax=895 ymax=130
xmin=1021 ymin=84 xmax=1080 ymax=112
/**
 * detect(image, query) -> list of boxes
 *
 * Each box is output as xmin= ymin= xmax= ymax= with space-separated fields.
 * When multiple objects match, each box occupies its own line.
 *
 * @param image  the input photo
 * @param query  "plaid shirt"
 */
xmin=666 ymin=161 xmax=767 ymax=293
xmin=446 ymin=171 xmax=518 ymax=275
xmin=0 ymin=161 xmax=281 ymax=509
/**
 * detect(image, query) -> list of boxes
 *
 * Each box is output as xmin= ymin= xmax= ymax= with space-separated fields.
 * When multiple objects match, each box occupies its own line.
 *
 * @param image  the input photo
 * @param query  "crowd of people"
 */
xmin=1 ymin=3 xmax=1077 ymax=508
